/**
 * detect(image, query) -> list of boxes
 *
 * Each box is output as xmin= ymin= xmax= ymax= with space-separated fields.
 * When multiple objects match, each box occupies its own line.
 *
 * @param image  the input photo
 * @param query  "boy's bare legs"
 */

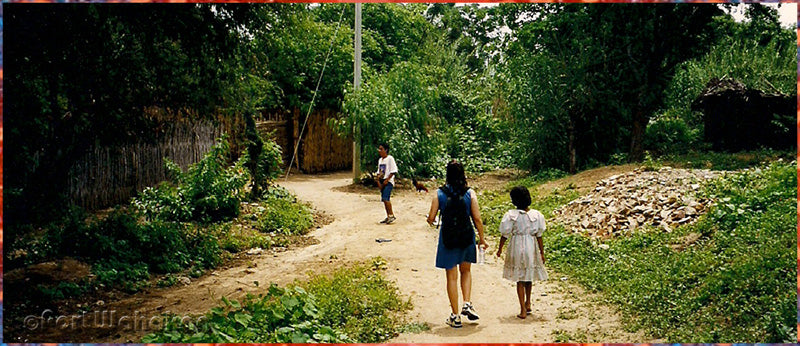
xmin=516 ymin=282 xmax=527 ymax=319
xmin=383 ymin=200 xmax=393 ymax=217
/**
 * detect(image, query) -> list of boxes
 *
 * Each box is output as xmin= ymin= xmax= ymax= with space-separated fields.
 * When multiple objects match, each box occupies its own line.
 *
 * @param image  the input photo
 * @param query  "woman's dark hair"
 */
xmin=510 ymin=186 xmax=531 ymax=210
xmin=444 ymin=160 xmax=468 ymax=195
xmin=379 ymin=142 xmax=390 ymax=152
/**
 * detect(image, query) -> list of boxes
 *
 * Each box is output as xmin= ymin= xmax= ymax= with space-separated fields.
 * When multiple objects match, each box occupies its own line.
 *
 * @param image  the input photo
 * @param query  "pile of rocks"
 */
xmin=552 ymin=167 xmax=721 ymax=239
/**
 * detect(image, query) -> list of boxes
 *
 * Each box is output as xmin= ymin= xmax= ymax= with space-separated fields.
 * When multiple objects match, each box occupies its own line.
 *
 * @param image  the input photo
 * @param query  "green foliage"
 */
xmin=37 ymin=281 xmax=88 ymax=301
xmin=53 ymin=207 xmax=222 ymax=280
xmin=246 ymin=4 xmax=354 ymax=112
xmin=212 ymin=223 xmax=275 ymax=254
xmin=336 ymin=38 xmax=510 ymax=178
xmin=660 ymin=25 xmax=796 ymax=136
xmin=242 ymin=113 xmax=283 ymax=200
xmin=143 ymin=285 xmax=349 ymax=343
xmin=304 ymin=260 xmax=413 ymax=342
xmin=253 ymin=198 xmax=313 ymax=236
xmin=92 ymin=261 xmax=152 ymax=293
xmin=143 ymin=262 xmax=411 ymax=343
xmin=546 ymin=161 xmax=797 ymax=342
xmin=644 ymin=117 xmax=696 ymax=156
xmin=336 ymin=61 xmax=446 ymax=178
xmin=133 ymin=137 xmax=249 ymax=223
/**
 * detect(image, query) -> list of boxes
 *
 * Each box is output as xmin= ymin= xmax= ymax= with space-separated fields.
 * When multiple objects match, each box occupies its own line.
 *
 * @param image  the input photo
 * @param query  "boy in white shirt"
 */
xmin=376 ymin=143 xmax=398 ymax=224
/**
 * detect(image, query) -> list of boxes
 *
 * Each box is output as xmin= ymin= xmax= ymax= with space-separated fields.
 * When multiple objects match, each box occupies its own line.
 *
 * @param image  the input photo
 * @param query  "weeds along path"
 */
xmin=88 ymin=170 xmax=646 ymax=343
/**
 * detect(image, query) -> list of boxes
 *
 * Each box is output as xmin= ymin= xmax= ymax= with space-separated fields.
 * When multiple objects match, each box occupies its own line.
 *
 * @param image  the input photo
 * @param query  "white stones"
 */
xmin=553 ymin=168 xmax=719 ymax=239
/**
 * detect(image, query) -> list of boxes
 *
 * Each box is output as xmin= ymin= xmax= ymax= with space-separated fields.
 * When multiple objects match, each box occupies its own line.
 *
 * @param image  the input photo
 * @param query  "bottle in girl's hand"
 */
xmin=478 ymin=246 xmax=485 ymax=264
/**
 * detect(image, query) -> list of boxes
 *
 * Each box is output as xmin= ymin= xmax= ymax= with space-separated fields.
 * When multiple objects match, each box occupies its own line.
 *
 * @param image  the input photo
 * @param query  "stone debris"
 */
xmin=552 ymin=167 xmax=720 ymax=239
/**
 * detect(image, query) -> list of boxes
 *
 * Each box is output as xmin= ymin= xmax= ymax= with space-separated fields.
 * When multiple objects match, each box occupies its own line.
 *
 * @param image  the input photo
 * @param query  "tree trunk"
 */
xmin=568 ymin=117 xmax=577 ymax=174
xmin=629 ymin=108 xmax=646 ymax=162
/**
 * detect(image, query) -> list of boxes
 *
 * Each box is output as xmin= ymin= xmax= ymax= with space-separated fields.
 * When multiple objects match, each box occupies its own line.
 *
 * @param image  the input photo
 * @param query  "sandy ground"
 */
xmin=277 ymin=171 xmax=649 ymax=343
xmin=12 ymin=169 xmax=652 ymax=343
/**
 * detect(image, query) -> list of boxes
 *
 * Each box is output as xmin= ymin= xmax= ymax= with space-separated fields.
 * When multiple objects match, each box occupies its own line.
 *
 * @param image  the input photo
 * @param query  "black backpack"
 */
xmin=440 ymin=187 xmax=474 ymax=249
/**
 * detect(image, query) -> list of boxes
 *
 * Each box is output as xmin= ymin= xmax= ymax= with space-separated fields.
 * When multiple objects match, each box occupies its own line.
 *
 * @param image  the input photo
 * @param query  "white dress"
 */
xmin=499 ymin=209 xmax=548 ymax=282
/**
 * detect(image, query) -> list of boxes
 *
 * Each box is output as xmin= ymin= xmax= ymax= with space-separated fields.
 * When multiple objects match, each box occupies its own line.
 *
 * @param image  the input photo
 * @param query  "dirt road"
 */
xmin=17 ymin=170 xmax=648 ymax=343
xmin=277 ymin=171 xmax=648 ymax=343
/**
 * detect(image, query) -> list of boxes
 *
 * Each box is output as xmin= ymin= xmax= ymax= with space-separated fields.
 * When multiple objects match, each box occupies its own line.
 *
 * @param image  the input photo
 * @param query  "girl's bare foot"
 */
xmin=525 ymin=302 xmax=532 ymax=313
xmin=517 ymin=312 xmax=527 ymax=319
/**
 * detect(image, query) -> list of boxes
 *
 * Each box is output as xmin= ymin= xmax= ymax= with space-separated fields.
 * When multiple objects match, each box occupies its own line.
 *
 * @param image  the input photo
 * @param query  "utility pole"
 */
xmin=353 ymin=3 xmax=362 ymax=183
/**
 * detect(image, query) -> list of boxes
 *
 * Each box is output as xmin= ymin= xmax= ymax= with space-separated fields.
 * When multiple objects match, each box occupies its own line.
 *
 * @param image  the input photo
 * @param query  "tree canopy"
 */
xmin=6 ymin=2 xmax=795 ymax=222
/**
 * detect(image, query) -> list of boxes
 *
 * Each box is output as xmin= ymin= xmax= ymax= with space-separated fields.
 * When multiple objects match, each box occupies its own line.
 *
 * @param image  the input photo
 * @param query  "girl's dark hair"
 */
xmin=510 ymin=186 xmax=531 ymax=210
xmin=379 ymin=143 xmax=390 ymax=152
xmin=444 ymin=160 xmax=468 ymax=195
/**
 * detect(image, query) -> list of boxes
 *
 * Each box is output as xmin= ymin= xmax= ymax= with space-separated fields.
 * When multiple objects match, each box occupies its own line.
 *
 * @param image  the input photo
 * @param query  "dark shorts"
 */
xmin=381 ymin=183 xmax=393 ymax=201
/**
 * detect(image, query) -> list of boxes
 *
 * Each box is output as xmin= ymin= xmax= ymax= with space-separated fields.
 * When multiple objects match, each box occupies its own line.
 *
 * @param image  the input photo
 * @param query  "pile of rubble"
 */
xmin=552 ymin=167 xmax=721 ymax=239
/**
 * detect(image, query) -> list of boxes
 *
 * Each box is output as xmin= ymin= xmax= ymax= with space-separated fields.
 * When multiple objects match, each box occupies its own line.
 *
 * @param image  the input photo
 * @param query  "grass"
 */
xmin=545 ymin=161 xmax=796 ymax=342
xmin=142 ymin=259 xmax=412 ymax=343
xmin=480 ymin=155 xmax=796 ymax=342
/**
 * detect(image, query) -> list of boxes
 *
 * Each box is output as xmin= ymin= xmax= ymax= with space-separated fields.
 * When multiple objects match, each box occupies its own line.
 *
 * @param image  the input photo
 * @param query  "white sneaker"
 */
xmin=446 ymin=313 xmax=462 ymax=328
xmin=461 ymin=302 xmax=479 ymax=320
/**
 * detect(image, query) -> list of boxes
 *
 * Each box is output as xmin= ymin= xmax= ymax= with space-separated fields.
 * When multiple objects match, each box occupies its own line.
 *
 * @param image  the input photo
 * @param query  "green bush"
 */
xmin=143 ymin=285 xmax=350 ymax=343
xmin=56 ymin=208 xmax=221 ymax=275
xmin=133 ymin=136 xmax=249 ymax=223
xmin=243 ymin=112 xmax=283 ymax=200
xmin=304 ymin=261 xmax=412 ymax=342
xmin=143 ymin=261 xmax=411 ymax=343
xmin=644 ymin=116 xmax=696 ymax=156
xmin=254 ymin=199 xmax=313 ymax=236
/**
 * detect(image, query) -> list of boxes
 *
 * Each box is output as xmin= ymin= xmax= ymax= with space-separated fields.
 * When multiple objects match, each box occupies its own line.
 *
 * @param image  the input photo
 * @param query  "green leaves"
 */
xmin=133 ymin=136 xmax=248 ymax=223
xmin=143 ymin=263 xmax=410 ymax=343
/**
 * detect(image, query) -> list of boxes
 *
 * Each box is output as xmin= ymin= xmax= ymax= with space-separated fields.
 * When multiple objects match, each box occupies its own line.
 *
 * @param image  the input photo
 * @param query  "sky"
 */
xmin=726 ymin=3 xmax=797 ymax=29
xmin=464 ymin=2 xmax=797 ymax=29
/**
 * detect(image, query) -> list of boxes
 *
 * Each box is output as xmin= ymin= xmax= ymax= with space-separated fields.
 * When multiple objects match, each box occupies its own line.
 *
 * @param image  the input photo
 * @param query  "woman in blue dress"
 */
xmin=426 ymin=160 xmax=488 ymax=328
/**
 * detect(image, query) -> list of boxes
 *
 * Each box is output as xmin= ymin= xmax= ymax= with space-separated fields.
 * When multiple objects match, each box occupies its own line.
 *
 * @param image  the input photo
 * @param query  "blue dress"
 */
xmin=435 ymin=186 xmax=477 ymax=269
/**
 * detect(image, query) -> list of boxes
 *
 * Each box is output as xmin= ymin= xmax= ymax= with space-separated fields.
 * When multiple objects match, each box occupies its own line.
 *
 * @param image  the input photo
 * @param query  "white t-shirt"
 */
xmin=376 ymin=155 xmax=398 ymax=185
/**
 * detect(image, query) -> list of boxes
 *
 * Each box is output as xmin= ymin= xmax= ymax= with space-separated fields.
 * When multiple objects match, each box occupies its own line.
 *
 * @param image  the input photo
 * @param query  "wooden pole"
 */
xmin=353 ymin=3 xmax=362 ymax=183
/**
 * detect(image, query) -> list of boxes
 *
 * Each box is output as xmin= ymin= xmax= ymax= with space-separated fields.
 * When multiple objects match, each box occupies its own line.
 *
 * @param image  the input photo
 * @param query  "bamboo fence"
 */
xmin=295 ymin=109 xmax=352 ymax=173
xmin=66 ymin=121 xmax=224 ymax=210
xmin=63 ymin=108 xmax=349 ymax=210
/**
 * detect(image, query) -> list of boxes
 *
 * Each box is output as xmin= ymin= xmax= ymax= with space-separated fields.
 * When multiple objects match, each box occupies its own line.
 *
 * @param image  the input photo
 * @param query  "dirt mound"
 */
xmin=5 ymin=258 xmax=92 ymax=285
xmin=552 ymin=167 xmax=721 ymax=239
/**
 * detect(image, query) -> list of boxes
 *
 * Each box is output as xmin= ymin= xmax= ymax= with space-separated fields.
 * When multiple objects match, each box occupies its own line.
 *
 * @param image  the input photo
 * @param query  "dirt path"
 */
xmin=17 ymin=169 xmax=649 ymax=343
xmin=277 ymin=171 xmax=648 ymax=343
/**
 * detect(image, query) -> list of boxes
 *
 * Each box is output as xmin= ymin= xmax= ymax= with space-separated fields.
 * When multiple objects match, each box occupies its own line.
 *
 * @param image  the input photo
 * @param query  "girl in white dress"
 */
xmin=495 ymin=186 xmax=548 ymax=319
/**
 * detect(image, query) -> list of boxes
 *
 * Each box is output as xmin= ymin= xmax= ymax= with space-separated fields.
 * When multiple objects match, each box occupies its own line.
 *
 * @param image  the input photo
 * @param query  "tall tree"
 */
xmin=502 ymin=3 xmax=722 ymax=171
xmin=5 ymin=4 xmax=244 ymax=224
xmin=588 ymin=4 xmax=722 ymax=161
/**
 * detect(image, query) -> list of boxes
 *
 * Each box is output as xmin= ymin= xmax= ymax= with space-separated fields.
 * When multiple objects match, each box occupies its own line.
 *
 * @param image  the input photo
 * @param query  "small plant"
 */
xmin=37 ymin=281 xmax=87 ymax=301
xmin=158 ymin=274 xmax=179 ymax=288
xmin=254 ymin=199 xmax=313 ymax=236
xmin=642 ymin=151 xmax=662 ymax=171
